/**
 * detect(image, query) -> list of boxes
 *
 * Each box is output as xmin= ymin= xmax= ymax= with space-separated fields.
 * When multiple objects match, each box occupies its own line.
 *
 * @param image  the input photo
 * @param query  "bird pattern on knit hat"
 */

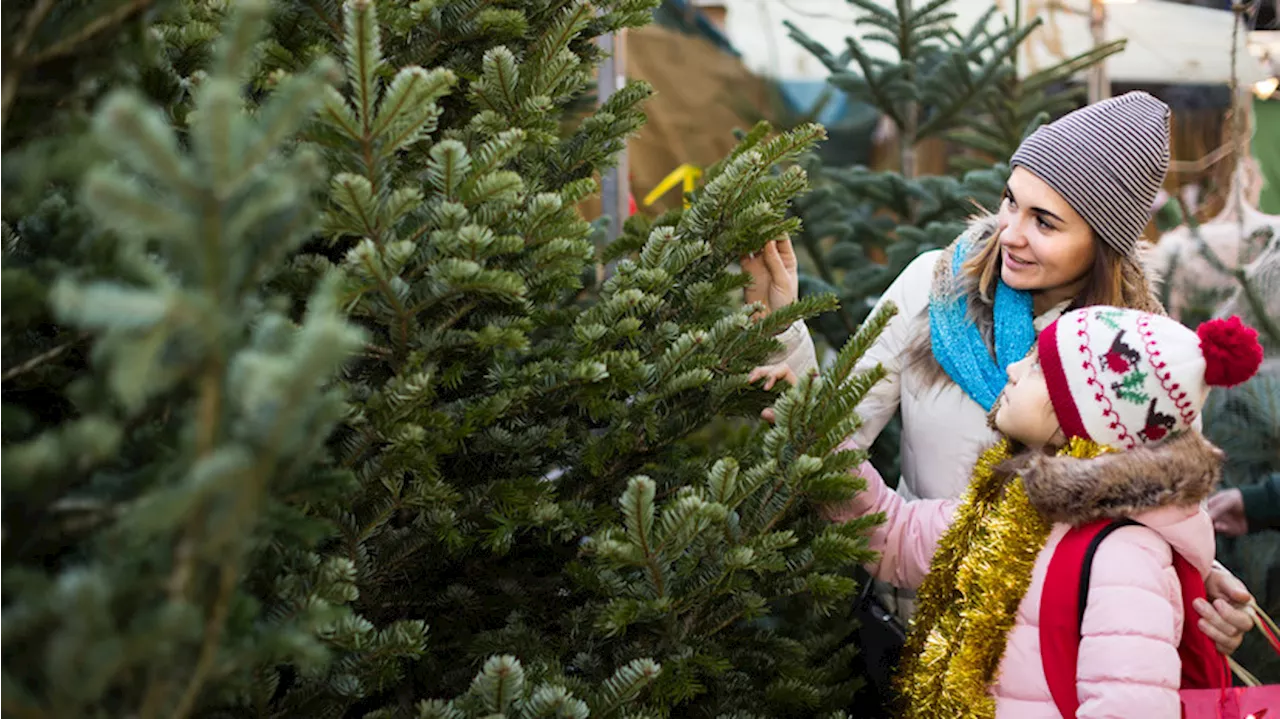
xmin=1011 ymin=92 xmax=1171 ymax=258
xmin=1037 ymin=307 xmax=1263 ymax=450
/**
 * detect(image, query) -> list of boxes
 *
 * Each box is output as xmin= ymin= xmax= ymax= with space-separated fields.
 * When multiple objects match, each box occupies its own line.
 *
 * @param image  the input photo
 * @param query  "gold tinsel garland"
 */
xmin=895 ymin=437 xmax=1111 ymax=718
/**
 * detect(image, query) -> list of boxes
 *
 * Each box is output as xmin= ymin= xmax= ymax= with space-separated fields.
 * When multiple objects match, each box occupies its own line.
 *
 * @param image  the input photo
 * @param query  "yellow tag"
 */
xmin=643 ymin=163 xmax=702 ymax=209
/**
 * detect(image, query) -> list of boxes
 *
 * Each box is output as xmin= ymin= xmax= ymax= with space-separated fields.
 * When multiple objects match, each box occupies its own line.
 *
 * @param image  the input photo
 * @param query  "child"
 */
xmin=828 ymin=307 xmax=1264 ymax=718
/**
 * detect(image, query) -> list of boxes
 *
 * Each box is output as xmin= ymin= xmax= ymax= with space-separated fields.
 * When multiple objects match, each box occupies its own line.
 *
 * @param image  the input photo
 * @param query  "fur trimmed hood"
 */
xmin=1021 ymin=431 xmax=1224 ymax=525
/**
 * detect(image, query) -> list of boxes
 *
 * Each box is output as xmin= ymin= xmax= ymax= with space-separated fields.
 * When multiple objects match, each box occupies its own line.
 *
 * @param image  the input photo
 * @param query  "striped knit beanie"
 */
xmin=1037 ymin=307 xmax=1263 ymax=450
xmin=1011 ymin=92 xmax=1171 ymax=258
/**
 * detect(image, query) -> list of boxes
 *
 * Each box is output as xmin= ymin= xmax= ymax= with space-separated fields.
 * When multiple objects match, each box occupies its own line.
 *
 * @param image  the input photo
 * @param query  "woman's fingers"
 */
xmin=741 ymin=252 xmax=770 ymax=315
xmin=742 ymin=238 xmax=799 ymax=316
xmin=762 ymin=241 xmax=787 ymax=279
xmin=756 ymin=365 xmax=814 ymax=425
xmin=774 ymin=235 xmax=797 ymax=271
xmin=750 ymin=364 xmax=798 ymax=392
xmin=741 ymin=252 xmax=767 ymax=287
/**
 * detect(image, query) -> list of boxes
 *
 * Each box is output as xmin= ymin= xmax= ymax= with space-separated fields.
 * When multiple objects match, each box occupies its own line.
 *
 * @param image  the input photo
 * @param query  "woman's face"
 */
xmin=994 ymin=350 xmax=1062 ymax=448
xmin=996 ymin=168 xmax=1097 ymax=299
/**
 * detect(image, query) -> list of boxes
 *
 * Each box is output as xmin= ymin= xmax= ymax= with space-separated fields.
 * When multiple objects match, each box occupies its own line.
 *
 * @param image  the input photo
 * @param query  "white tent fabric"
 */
xmin=702 ymin=0 xmax=1267 ymax=86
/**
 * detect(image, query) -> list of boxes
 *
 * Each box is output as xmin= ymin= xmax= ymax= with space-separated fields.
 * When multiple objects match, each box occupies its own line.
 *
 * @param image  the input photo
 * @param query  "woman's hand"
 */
xmin=750 ymin=363 xmax=802 ymax=424
xmin=748 ymin=363 xmax=799 ymax=392
xmin=742 ymin=238 xmax=802 ymax=422
xmin=741 ymin=236 xmax=799 ymax=320
xmin=1195 ymin=564 xmax=1256 ymax=656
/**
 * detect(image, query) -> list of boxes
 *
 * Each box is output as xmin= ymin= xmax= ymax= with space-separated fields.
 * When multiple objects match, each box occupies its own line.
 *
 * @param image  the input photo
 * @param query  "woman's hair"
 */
xmin=904 ymin=217 xmax=1161 ymax=390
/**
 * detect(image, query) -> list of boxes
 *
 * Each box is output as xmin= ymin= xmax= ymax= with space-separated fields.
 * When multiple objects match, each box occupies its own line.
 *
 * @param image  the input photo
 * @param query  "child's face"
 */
xmin=994 ymin=351 xmax=1063 ymax=448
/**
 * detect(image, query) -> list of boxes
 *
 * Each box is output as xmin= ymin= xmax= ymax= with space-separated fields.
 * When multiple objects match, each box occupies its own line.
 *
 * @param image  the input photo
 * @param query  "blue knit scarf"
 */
xmin=928 ymin=236 xmax=1036 ymax=411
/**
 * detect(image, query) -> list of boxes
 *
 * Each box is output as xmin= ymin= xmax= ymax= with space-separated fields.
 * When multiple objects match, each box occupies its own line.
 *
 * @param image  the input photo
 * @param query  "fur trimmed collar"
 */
xmin=1021 ymin=431 xmax=1224 ymax=525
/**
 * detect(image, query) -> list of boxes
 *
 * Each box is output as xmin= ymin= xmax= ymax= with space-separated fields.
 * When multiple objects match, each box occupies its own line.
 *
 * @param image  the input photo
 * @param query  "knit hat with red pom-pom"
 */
xmin=1037 ymin=307 xmax=1263 ymax=450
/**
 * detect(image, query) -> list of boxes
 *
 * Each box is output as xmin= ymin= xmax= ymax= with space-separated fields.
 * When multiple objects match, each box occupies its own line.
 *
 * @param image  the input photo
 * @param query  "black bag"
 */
xmin=850 ymin=572 xmax=907 ymax=716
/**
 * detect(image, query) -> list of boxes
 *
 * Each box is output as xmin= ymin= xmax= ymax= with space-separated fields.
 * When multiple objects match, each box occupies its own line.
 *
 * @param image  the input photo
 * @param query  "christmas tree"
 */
xmin=4 ymin=0 xmax=898 ymax=716
xmin=286 ymin=0 xmax=894 ymax=712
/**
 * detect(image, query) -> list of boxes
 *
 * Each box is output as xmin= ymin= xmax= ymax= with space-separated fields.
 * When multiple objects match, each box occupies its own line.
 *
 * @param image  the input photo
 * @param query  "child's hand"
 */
xmin=1196 ymin=565 xmax=1256 ymax=656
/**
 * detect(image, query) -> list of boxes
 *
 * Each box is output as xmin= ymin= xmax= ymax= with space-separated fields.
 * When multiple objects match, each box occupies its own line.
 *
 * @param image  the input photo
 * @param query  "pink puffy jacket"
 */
xmin=828 ymin=431 xmax=1223 ymax=718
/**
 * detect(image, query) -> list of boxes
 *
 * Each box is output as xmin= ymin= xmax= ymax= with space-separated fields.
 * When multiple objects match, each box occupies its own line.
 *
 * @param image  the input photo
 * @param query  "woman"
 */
xmin=746 ymin=91 xmax=1255 ymax=651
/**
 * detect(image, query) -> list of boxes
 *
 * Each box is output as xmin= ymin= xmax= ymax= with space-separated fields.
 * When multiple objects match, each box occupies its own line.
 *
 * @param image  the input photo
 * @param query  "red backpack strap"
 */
xmin=1040 ymin=519 xmax=1133 ymax=718
xmin=1041 ymin=520 xmax=1231 ymax=718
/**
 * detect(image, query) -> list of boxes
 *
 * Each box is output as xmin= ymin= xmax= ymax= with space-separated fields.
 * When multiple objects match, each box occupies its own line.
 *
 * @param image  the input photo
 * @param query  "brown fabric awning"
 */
xmin=579 ymin=25 xmax=774 ymax=221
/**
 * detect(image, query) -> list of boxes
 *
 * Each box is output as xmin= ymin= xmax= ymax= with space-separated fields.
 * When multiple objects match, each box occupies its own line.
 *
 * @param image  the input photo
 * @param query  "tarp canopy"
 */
xmin=703 ymin=0 xmax=1268 ymax=86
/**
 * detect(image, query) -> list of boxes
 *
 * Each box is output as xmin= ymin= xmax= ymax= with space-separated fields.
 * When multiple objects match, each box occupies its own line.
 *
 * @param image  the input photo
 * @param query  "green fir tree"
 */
xmin=286 ymin=1 xmax=892 ymax=712
xmin=3 ymin=4 xmax=377 ymax=717
xmin=943 ymin=5 xmax=1125 ymax=174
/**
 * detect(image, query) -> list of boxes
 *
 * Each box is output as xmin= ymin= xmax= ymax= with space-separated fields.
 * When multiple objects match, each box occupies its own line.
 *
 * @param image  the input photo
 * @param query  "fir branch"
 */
xmin=304 ymin=0 xmax=344 ymax=35
xmin=1 ymin=332 xmax=89 ymax=382
xmin=30 ymin=0 xmax=156 ymax=65
xmin=10 ymin=0 xmax=56 ymax=60
xmin=167 ymin=560 xmax=239 ymax=719
xmin=1194 ymin=227 xmax=1280 ymax=346
xmin=344 ymin=0 xmax=383 ymax=136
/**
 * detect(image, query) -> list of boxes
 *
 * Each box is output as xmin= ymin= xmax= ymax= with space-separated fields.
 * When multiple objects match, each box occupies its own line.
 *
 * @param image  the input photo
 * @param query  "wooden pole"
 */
xmin=597 ymin=28 xmax=630 ymax=241
xmin=1087 ymin=0 xmax=1110 ymax=103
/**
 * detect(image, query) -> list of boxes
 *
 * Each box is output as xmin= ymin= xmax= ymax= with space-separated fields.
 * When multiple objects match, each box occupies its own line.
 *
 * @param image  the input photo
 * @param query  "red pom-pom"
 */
xmin=1197 ymin=316 xmax=1264 ymax=387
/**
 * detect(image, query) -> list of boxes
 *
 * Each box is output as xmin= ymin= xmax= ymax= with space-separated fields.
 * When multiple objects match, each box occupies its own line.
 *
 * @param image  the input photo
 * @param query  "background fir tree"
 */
xmin=783 ymin=0 xmax=1022 ymax=350
xmin=2 ymin=0 xmax=188 ymax=415
xmin=2 ymin=0 xmax=181 ymax=143
xmin=938 ymin=0 xmax=1125 ymax=175
xmin=2 ymin=4 xmax=382 ymax=717
xmin=1191 ymin=223 xmax=1280 ymax=683
xmin=1203 ymin=367 xmax=1280 ymax=683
